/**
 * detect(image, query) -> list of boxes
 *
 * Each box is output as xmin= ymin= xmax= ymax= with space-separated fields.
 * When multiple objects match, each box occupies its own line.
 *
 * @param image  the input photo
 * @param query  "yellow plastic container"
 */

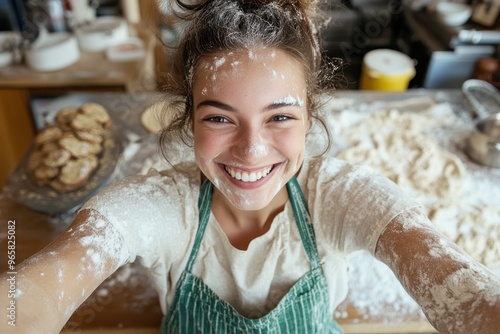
xmin=360 ymin=49 xmax=416 ymax=91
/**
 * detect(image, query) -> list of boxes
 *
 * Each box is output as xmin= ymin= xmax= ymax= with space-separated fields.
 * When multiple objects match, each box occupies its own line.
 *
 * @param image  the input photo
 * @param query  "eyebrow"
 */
xmin=196 ymin=100 xmax=301 ymax=112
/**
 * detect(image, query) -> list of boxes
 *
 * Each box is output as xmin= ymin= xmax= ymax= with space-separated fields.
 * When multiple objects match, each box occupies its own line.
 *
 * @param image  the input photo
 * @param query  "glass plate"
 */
xmin=4 ymin=128 xmax=124 ymax=216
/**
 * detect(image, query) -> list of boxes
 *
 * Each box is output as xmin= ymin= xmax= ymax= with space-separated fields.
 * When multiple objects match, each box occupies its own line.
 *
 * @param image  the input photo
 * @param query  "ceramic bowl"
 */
xmin=25 ymin=32 xmax=80 ymax=72
xmin=435 ymin=2 xmax=472 ymax=27
xmin=76 ymin=16 xmax=129 ymax=52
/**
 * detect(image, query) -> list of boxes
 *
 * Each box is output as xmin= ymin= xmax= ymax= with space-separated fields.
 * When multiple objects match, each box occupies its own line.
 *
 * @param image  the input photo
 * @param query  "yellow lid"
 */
xmin=363 ymin=49 xmax=415 ymax=75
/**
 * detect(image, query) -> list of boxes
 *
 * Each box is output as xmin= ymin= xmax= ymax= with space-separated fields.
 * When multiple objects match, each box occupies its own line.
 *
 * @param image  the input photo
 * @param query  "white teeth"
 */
xmin=225 ymin=165 xmax=273 ymax=183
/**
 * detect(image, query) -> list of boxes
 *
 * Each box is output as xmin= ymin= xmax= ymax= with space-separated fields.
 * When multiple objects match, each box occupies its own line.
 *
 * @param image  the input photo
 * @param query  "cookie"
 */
xmin=33 ymin=164 xmax=59 ymax=184
xmin=58 ymin=156 xmax=98 ymax=188
xmin=27 ymin=149 xmax=45 ymax=172
xmin=75 ymin=131 xmax=103 ymax=144
xmin=40 ymin=141 xmax=60 ymax=153
xmin=43 ymin=149 xmax=71 ymax=168
xmin=35 ymin=126 xmax=63 ymax=146
xmin=71 ymin=114 xmax=103 ymax=134
xmin=59 ymin=135 xmax=102 ymax=158
xmin=50 ymin=178 xmax=83 ymax=192
xmin=80 ymin=102 xmax=112 ymax=128
xmin=55 ymin=106 xmax=79 ymax=125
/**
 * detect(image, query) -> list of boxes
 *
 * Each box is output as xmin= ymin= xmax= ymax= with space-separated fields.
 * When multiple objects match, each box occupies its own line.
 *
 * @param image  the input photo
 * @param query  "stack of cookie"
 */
xmin=28 ymin=102 xmax=112 ymax=192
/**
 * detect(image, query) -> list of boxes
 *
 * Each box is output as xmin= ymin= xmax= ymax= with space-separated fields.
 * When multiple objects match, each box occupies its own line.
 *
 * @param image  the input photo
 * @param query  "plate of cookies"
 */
xmin=6 ymin=102 xmax=123 ymax=215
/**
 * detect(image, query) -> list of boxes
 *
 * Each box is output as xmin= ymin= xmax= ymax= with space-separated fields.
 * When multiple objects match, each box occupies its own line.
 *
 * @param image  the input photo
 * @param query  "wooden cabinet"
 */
xmin=0 ymin=90 xmax=35 ymax=187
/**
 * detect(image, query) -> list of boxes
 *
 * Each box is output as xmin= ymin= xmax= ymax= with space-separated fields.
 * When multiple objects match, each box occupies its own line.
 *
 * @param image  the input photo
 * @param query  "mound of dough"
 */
xmin=336 ymin=109 xmax=468 ymax=198
xmin=427 ymin=201 xmax=500 ymax=269
xmin=29 ymin=102 xmax=112 ymax=192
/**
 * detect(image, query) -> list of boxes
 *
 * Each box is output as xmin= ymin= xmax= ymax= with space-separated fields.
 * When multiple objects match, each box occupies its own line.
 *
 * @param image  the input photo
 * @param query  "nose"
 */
xmin=232 ymin=124 xmax=269 ymax=163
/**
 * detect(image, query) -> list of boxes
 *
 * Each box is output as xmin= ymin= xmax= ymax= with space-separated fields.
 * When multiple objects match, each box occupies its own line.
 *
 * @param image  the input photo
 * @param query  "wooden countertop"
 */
xmin=5 ymin=90 xmax=489 ymax=333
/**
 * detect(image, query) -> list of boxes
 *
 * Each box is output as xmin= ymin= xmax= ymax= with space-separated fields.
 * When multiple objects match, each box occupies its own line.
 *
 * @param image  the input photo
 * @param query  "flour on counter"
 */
xmin=316 ymin=96 xmax=500 ymax=322
xmin=335 ymin=109 xmax=468 ymax=198
xmin=320 ymin=99 xmax=500 ymax=269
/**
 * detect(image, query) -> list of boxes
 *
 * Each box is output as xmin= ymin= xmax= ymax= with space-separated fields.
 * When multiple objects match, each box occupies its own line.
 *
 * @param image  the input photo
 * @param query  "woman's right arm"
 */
xmin=0 ymin=209 xmax=129 ymax=333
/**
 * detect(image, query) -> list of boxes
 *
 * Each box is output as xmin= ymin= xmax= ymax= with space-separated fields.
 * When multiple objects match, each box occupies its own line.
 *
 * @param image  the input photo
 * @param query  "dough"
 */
xmin=336 ymin=109 xmax=468 ymax=198
xmin=140 ymin=101 xmax=179 ymax=134
xmin=332 ymin=105 xmax=499 ymax=269
xmin=427 ymin=201 xmax=500 ymax=269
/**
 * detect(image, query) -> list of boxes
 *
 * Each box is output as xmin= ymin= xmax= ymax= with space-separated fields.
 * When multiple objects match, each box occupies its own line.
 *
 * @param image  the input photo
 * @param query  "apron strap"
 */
xmin=185 ymin=179 xmax=213 ymax=273
xmin=286 ymin=177 xmax=321 ymax=268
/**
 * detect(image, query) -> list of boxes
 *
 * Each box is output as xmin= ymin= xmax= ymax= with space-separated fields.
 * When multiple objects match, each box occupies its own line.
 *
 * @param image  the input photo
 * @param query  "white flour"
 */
xmin=319 ymin=96 xmax=500 ymax=324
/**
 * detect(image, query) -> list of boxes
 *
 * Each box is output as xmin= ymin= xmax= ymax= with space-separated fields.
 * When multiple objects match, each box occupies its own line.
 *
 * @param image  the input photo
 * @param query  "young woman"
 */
xmin=1 ymin=1 xmax=499 ymax=333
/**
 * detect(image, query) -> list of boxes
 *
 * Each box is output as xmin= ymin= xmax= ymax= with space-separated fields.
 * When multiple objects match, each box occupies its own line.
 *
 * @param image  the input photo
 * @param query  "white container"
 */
xmin=25 ymin=32 xmax=80 ymax=72
xmin=0 ymin=50 xmax=13 ymax=68
xmin=360 ymin=49 xmax=416 ymax=91
xmin=106 ymin=37 xmax=145 ymax=62
xmin=435 ymin=2 xmax=472 ymax=27
xmin=76 ymin=16 xmax=129 ymax=52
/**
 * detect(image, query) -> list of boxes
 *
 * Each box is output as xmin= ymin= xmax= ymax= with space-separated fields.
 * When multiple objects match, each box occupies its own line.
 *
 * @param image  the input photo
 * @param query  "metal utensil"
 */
xmin=462 ymin=79 xmax=500 ymax=119
xmin=466 ymin=113 xmax=500 ymax=168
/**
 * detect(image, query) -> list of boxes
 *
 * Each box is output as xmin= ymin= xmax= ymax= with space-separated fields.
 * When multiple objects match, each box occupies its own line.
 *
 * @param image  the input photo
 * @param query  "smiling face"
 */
xmin=192 ymin=48 xmax=309 ymax=211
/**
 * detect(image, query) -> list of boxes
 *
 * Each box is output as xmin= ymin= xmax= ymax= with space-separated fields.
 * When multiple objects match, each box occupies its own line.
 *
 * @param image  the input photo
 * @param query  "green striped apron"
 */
xmin=162 ymin=177 xmax=343 ymax=333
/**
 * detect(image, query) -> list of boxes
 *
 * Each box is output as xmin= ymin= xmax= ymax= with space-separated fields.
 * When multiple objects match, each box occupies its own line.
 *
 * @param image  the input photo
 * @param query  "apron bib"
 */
xmin=162 ymin=177 xmax=343 ymax=333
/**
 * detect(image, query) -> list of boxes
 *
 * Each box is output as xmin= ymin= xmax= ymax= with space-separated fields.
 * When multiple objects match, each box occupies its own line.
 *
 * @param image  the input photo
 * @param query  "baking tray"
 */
xmin=4 ymin=128 xmax=124 ymax=216
xmin=462 ymin=79 xmax=500 ymax=119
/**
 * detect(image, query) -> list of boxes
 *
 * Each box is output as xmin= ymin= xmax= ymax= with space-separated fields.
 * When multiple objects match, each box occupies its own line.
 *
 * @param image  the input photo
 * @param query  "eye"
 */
xmin=204 ymin=116 xmax=230 ymax=123
xmin=270 ymin=114 xmax=294 ymax=122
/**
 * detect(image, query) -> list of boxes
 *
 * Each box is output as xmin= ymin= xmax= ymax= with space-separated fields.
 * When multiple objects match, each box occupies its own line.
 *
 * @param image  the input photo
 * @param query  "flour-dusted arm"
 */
xmin=0 ymin=209 xmax=129 ymax=333
xmin=375 ymin=207 xmax=500 ymax=334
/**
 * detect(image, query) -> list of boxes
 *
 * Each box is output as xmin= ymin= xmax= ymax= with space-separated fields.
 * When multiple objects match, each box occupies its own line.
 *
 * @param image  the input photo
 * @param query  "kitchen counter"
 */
xmin=1 ymin=89 xmax=498 ymax=333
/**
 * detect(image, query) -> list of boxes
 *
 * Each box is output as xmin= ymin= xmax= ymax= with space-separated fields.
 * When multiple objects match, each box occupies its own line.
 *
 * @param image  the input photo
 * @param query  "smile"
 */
xmin=224 ymin=165 xmax=274 ymax=182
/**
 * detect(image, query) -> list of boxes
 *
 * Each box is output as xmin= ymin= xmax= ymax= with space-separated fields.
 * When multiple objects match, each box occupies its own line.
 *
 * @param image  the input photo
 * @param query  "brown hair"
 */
xmin=159 ymin=0 xmax=343 ymax=161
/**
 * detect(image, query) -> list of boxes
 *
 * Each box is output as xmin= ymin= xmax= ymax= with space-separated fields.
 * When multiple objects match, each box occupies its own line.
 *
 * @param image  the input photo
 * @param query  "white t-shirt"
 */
xmin=82 ymin=156 xmax=419 ymax=318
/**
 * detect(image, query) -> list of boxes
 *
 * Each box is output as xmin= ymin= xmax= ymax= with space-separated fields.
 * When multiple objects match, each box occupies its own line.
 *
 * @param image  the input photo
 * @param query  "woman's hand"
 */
xmin=0 ymin=209 xmax=128 ymax=333
xmin=375 ymin=207 xmax=500 ymax=334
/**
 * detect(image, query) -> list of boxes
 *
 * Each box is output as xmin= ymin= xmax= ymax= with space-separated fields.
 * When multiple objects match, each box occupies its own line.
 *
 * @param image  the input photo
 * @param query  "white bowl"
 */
xmin=76 ymin=16 xmax=129 ymax=52
xmin=0 ymin=51 xmax=13 ymax=68
xmin=435 ymin=2 xmax=472 ymax=27
xmin=25 ymin=32 xmax=80 ymax=72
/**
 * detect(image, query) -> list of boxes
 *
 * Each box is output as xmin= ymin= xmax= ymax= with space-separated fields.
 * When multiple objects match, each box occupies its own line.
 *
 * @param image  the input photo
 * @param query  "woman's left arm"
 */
xmin=375 ymin=207 xmax=500 ymax=334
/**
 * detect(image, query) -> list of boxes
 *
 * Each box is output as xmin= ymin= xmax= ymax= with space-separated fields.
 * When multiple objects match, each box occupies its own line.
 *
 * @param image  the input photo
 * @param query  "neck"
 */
xmin=211 ymin=186 xmax=289 ymax=250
